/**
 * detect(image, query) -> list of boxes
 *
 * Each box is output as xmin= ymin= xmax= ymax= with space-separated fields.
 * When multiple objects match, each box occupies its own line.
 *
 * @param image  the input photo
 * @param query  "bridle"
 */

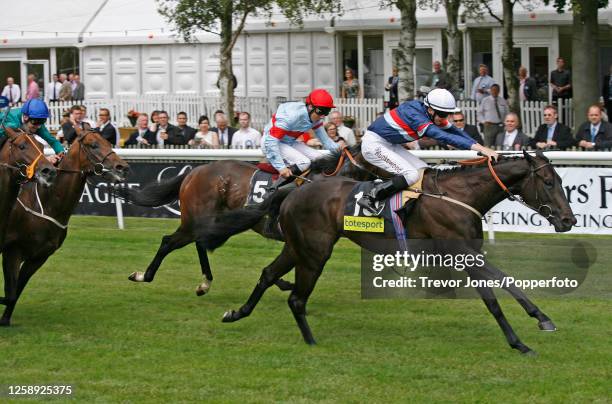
xmin=58 ymin=130 xmax=117 ymax=177
xmin=459 ymin=156 xmax=554 ymax=218
xmin=0 ymin=129 xmax=46 ymax=182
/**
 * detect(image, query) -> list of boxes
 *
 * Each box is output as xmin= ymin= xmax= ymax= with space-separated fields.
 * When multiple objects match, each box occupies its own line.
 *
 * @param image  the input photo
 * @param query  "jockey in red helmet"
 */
xmin=262 ymin=88 xmax=339 ymax=189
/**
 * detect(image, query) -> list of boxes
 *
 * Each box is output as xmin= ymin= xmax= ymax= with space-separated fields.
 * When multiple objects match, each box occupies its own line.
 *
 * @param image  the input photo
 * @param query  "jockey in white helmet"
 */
xmin=358 ymin=88 xmax=498 ymax=213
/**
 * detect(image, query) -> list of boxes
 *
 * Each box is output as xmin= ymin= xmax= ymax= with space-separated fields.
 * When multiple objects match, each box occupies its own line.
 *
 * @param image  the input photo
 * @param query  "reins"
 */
xmin=323 ymin=147 xmax=382 ymax=180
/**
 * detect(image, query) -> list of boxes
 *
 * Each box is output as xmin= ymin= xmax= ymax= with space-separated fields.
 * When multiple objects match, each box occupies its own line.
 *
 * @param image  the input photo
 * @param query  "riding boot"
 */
xmin=266 ymin=164 xmax=302 ymax=194
xmin=357 ymin=175 xmax=409 ymax=215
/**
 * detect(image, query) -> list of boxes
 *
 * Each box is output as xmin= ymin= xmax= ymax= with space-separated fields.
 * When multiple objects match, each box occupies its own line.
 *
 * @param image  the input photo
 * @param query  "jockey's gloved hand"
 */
xmin=472 ymin=144 xmax=499 ymax=162
xmin=279 ymin=167 xmax=292 ymax=178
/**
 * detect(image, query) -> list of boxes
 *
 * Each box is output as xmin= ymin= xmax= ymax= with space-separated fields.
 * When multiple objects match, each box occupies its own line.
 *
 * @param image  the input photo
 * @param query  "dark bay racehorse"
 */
xmin=118 ymin=146 xmax=388 ymax=295
xmin=0 ymin=128 xmax=56 ymax=250
xmin=0 ymin=131 xmax=128 ymax=326
xmin=217 ymin=151 xmax=577 ymax=354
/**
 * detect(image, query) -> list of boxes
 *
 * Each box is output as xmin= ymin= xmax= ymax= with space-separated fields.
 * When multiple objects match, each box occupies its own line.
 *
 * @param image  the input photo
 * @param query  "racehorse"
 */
xmin=117 ymin=145 xmax=388 ymax=296
xmin=0 ymin=128 xmax=56 ymax=250
xmin=0 ymin=130 xmax=128 ymax=326
xmin=216 ymin=151 xmax=577 ymax=354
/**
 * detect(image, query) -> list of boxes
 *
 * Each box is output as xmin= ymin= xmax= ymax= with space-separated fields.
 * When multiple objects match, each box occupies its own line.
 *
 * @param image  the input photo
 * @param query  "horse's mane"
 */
xmin=433 ymin=155 xmax=526 ymax=177
xmin=309 ymin=144 xmax=362 ymax=175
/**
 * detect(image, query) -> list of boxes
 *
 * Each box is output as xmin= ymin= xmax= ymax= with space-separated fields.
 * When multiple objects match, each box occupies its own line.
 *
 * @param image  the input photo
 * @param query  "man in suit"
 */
xmin=530 ymin=104 xmax=575 ymax=150
xmin=495 ymin=113 xmax=530 ymax=150
xmin=94 ymin=108 xmax=119 ymax=146
xmin=519 ymin=66 xmax=538 ymax=101
xmin=144 ymin=110 xmax=184 ymax=146
xmin=425 ymin=61 xmax=452 ymax=91
xmin=59 ymin=74 xmax=72 ymax=101
xmin=125 ymin=113 xmax=153 ymax=146
xmin=603 ymin=64 xmax=612 ymax=116
xmin=575 ymin=104 xmax=612 ymax=150
xmin=211 ymin=112 xmax=237 ymax=147
xmin=385 ymin=66 xmax=399 ymax=109
xmin=62 ymin=105 xmax=91 ymax=144
xmin=72 ymin=74 xmax=85 ymax=100
xmin=175 ymin=111 xmax=197 ymax=144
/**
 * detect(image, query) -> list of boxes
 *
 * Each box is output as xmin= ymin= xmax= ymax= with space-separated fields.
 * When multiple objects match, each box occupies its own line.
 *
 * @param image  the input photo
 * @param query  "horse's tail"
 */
xmin=115 ymin=172 xmax=188 ymax=207
xmin=195 ymin=187 xmax=294 ymax=251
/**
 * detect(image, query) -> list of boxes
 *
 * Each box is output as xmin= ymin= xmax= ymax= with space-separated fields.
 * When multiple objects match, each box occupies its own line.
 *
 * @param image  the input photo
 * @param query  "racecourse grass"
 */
xmin=0 ymin=216 xmax=610 ymax=403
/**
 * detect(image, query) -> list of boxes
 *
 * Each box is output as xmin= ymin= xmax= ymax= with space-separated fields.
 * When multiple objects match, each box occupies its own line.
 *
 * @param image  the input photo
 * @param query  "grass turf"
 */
xmin=0 ymin=216 xmax=610 ymax=402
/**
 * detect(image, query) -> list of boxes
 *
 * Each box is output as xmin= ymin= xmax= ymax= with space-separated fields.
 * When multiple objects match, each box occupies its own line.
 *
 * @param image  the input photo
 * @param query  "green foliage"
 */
xmin=157 ymin=0 xmax=343 ymax=42
xmin=544 ymin=0 xmax=609 ymax=13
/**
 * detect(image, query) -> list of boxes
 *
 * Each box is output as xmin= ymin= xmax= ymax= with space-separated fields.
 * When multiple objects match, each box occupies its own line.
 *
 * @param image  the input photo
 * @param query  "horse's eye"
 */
xmin=544 ymin=179 xmax=553 ymax=187
xmin=18 ymin=143 xmax=25 ymax=150
xmin=91 ymin=142 xmax=99 ymax=149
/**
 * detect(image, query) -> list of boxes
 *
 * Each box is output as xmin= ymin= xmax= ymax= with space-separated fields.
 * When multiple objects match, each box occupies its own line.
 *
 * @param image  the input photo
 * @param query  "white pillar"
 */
xmin=50 ymin=48 xmax=57 ymax=76
xmin=463 ymin=28 xmax=472 ymax=100
xmin=357 ymin=31 xmax=364 ymax=98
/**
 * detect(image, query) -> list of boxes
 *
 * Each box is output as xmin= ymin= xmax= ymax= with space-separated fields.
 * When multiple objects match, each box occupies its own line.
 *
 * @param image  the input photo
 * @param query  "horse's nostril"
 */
xmin=562 ymin=217 xmax=576 ymax=227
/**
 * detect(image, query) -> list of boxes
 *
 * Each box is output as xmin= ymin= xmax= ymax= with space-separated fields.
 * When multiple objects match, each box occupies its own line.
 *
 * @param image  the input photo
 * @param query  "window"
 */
xmin=56 ymin=47 xmax=79 ymax=75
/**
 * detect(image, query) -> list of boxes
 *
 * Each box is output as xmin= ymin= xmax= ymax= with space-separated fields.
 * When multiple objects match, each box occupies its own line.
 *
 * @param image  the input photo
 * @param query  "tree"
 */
xmin=382 ymin=0 xmax=418 ymax=102
xmin=418 ymin=0 xmax=483 ymax=95
xmin=158 ymin=0 xmax=342 ymax=123
xmin=481 ymin=0 xmax=529 ymax=115
xmin=545 ymin=0 xmax=609 ymax=128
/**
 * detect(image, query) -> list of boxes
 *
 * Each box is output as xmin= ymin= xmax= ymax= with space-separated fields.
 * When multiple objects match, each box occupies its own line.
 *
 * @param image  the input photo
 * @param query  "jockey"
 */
xmin=262 ymin=89 xmax=339 ymax=189
xmin=358 ymin=88 xmax=499 ymax=213
xmin=0 ymin=98 xmax=64 ymax=164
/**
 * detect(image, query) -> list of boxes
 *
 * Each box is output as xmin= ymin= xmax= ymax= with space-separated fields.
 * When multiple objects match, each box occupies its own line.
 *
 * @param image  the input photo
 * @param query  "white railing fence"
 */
xmin=37 ymin=96 xmax=574 ymax=136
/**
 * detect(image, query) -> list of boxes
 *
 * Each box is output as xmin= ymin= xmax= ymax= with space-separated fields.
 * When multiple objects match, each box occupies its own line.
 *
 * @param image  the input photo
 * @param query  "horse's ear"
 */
xmin=523 ymin=150 xmax=535 ymax=164
xmin=4 ymin=126 xmax=17 ymax=139
xmin=535 ymin=148 xmax=549 ymax=162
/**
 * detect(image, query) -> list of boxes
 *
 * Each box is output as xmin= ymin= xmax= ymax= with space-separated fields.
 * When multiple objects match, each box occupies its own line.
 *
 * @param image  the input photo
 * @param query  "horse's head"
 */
xmin=518 ymin=150 xmax=576 ymax=232
xmin=2 ymin=127 xmax=56 ymax=186
xmin=70 ymin=130 xmax=129 ymax=183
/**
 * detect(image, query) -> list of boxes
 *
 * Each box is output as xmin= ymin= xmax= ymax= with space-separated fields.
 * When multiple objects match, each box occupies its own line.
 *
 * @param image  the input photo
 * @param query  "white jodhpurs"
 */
xmin=262 ymin=138 xmax=328 ymax=172
xmin=361 ymin=130 xmax=427 ymax=185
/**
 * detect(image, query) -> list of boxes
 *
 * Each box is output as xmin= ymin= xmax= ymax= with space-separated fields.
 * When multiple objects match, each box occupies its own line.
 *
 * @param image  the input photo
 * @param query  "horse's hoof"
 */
xmin=305 ymin=338 xmax=317 ymax=346
xmin=222 ymin=310 xmax=240 ymax=323
xmin=128 ymin=272 xmax=145 ymax=282
xmin=195 ymin=282 xmax=211 ymax=296
xmin=538 ymin=320 xmax=557 ymax=332
xmin=522 ymin=349 xmax=537 ymax=357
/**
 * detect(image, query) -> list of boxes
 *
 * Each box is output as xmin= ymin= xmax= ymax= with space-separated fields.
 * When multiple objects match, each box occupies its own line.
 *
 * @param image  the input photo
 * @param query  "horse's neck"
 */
xmin=0 ymin=170 xmax=20 ymax=234
xmin=38 ymin=148 xmax=87 ymax=222
xmin=441 ymin=160 xmax=529 ymax=214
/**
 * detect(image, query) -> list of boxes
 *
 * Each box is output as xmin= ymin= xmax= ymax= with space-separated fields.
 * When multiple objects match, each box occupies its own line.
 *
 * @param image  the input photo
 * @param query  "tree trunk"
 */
xmin=396 ymin=0 xmax=418 ymax=102
xmin=572 ymin=0 xmax=599 ymax=130
xmin=444 ymin=0 xmax=461 ymax=97
xmin=218 ymin=1 xmax=235 ymax=126
xmin=501 ymin=0 xmax=519 ymax=114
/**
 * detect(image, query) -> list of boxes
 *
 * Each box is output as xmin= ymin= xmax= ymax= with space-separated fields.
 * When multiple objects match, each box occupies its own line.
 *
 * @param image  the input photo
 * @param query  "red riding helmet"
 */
xmin=305 ymin=89 xmax=335 ymax=108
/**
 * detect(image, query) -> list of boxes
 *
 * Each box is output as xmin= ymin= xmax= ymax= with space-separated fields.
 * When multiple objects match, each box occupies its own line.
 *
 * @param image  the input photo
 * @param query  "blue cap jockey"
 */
xmin=358 ymin=88 xmax=499 ymax=214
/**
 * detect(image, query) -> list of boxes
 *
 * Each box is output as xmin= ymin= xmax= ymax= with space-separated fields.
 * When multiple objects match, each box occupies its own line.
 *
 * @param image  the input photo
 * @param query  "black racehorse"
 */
xmin=205 ymin=151 xmax=576 ymax=354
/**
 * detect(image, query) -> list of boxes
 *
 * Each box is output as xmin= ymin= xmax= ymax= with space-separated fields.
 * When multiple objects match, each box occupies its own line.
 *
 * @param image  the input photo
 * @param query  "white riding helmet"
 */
xmin=423 ymin=88 xmax=459 ymax=113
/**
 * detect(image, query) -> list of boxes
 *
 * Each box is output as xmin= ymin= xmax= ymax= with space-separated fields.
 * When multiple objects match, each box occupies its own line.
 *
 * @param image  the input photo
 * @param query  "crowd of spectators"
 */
xmin=1 ymin=72 xmax=85 ymax=105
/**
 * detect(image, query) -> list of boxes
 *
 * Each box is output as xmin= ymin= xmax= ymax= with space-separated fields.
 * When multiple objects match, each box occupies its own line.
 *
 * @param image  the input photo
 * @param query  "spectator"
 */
xmin=518 ymin=66 xmax=538 ymax=102
xmin=603 ymin=64 xmax=612 ymax=116
xmin=72 ymin=74 xmax=85 ymax=100
xmin=325 ymin=122 xmax=347 ymax=149
xmin=231 ymin=112 xmax=261 ymax=149
xmin=79 ymin=105 xmax=96 ymax=128
xmin=148 ymin=110 xmax=183 ymax=146
xmin=125 ymin=114 xmax=152 ymax=146
xmin=425 ymin=61 xmax=451 ymax=91
xmin=494 ymin=113 xmax=530 ymax=150
xmin=189 ymin=115 xmax=219 ymax=148
xmin=59 ymin=74 xmax=72 ymax=101
xmin=1 ymin=77 xmax=21 ymax=105
xmin=385 ymin=66 xmax=399 ymax=109
xmin=341 ymin=68 xmax=362 ymax=99
xmin=530 ymin=105 xmax=574 ymax=150
xmin=575 ymin=104 xmax=612 ymax=150
xmin=61 ymin=105 xmax=91 ymax=144
xmin=211 ymin=112 xmax=237 ymax=147
xmin=94 ymin=107 xmax=120 ymax=146
xmin=69 ymin=73 xmax=76 ymax=93
xmin=452 ymin=111 xmax=483 ymax=145
xmin=25 ymin=74 xmax=40 ymax=101
xmin=471 ymin=64 xmax=495 ymax=104
xmin=477 ymin=84 xmax=507 ymax=146
xmin=175 ymin=111 xmax=197 ymax=145
xmin=550 ymin=57 xmax=572 ymax=103
xmin=46 ymin=74 xmax=61 ymax=102
xmin=329 ymin=111 xmax=357 ymax=146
